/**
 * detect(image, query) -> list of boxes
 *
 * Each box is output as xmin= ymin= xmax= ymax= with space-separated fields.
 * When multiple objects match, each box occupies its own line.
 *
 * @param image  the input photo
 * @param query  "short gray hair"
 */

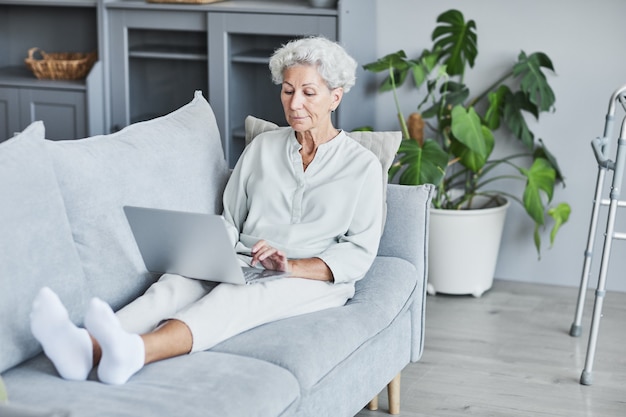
xmin=269 ymin=36 xmax=357 ymax=93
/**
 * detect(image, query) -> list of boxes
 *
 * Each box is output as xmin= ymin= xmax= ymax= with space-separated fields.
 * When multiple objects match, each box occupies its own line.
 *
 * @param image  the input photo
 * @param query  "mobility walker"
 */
xmin=570 ymin=84 xmax=626 ymax=385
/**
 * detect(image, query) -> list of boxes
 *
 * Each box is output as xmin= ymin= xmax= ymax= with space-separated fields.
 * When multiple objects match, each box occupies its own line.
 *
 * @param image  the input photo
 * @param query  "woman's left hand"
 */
xmin=250 ymin=240 xmax=289 ymax=272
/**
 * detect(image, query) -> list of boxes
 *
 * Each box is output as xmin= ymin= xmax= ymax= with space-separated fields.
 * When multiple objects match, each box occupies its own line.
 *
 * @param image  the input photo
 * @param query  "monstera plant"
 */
xmin=364 ymin=9 xmax=570 ymax=255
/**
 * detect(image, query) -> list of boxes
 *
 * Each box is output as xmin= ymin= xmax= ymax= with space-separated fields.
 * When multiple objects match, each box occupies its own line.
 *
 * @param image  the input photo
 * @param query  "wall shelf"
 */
xmin=0 ymin=67 xmax=87 ymax=91
xmin=129 ymin=45 xmax=208 ymax=61
xmin=231 ymin=50 xmax=273 ymax=65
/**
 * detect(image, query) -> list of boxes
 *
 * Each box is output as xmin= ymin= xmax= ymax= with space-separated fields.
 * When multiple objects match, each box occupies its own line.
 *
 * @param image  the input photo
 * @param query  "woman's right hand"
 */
xmin=250 ymin=240 xmax=289 ymax=272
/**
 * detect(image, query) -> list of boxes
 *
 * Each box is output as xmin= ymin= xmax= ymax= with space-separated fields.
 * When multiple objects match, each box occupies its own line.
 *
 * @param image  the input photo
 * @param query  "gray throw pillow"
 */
xmin=0 ymin=122 xmax=87 ymax=373
xmin=45 ymin=91 xmax=230 ymax=310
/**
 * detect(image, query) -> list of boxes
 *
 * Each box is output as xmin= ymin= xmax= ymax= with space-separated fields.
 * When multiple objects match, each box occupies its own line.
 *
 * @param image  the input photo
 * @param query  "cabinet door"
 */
xmin=0 ymin=87 xmax=20 ymax=142
xmin=108 ymin=8 xmax=208 ymax=132
xmin=208 ymin=12 xmax=336 ymax=167
xmin=19 ymin=88 xmax=86 ymax=140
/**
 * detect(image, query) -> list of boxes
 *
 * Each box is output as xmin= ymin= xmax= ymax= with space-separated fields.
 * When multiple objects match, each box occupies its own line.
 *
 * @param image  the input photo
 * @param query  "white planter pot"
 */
xmin=427 ymin=198 xmax=510 ymax=297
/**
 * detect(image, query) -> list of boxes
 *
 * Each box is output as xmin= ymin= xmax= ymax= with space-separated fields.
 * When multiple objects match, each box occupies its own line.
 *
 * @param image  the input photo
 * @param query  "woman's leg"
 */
xmin=31 ymin=277 xmax=352 ymax=384
xmin=89 ymin=279 xmax=353 ymax=383
xmin=84 ymin=274 xmax=212 ymax=384
xmin=115 ymin=273 xmax=216 ymax=334
xmin=175 ymin=278 xmax=355 ymax=352
xmin=142 ymin=319 xmax=193 ymax=365
xmin=84 ymin=298 xmax=194 ymax=385
xmin=30 ymin=275 xmax=213 ymax=383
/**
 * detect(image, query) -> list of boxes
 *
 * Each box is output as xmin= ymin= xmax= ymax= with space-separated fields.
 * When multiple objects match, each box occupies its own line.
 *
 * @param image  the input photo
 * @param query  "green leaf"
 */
xmin=362 ymin=50 xmax=413 ymax=93
xmin=535 ymin=138 xmax=566 ymax=184
xmin=431 ymin=9 xmax=478 ymax=76
xmin=450 ymin=106 xmax=489 ymax=153
xmin=383 ymin=68 xmax=411 ymax=92
xmin=522 ymin=158 xmax=556 ymax=225
xmin=513 ymin=51 xmax=556 ymax=112
xmin=484 ymin=85 xmax=509 ymax=130
xmin=534 ymin=201 xmax=571 ymax=255
xmin=421 ymin=49 xmax=440 ymax=73
xmin=449 ymin=105 xmax=493 ymax=172
xmin=411 ymin=50 xmax=439 ymax=88
xmin=362 ymin=50 xmax=408 ymax=73
xmin=534 ymin=225 xmax=541 ymax=257
xmin=390 ymin=139 xmax=448 ymax=186
xmin=548 ymin=203 xmax=571 ymax=246
xmin=503 ymin=91 xmax=536 ymax=149
xmin=441 ymin=81 xmax=470 ymax=108
xmin=411 ymin=64 xmax=428 ymax=88
xmin=450 ymin=124 xmax=494 ymax=172
xmin=421 ymin=95 xmax=442 ymax=119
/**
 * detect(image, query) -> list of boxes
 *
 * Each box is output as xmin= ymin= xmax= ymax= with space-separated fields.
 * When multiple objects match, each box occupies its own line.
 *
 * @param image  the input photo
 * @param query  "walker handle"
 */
xmin=592 ymin=137 xmax=614 ymax=169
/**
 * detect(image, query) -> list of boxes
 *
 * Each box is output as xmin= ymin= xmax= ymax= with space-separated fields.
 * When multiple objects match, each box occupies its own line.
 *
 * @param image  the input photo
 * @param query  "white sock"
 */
xmin=30 ymin=287 xmax=93 ymax=381
xmin=84 ymin=297 xmax=144 ymax=385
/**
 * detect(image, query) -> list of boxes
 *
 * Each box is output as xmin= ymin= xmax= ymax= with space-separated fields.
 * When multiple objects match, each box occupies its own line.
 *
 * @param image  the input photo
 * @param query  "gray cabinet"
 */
xmin=0 ymin=0 xmax=375 ymax=151
xmin=0 ymin=88 xmax=20 ymax=140
xmin=0 ymin=66 xmax=103 ymax=141
xmin=104 ymin=0 xmax=376 ymax=166
xmin=19 ymin=87 xmax=87 ymax=141
xmin=0 ymin=70 xmax=88 ymax=141
xmin=0 ymin=0 xmax=104 ymax=142
xmin=107 ymin=6 xmax=209 ymax=130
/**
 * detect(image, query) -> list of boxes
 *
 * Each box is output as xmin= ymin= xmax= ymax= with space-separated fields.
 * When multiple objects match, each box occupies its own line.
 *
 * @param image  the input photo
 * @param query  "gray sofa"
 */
xmin=0 ymin=92 xmax=433 ymax=417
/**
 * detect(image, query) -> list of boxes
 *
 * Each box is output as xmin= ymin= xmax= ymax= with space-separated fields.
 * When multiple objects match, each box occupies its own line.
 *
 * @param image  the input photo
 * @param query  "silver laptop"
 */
xmin=123 ymin=206 xmax=289 ymax=285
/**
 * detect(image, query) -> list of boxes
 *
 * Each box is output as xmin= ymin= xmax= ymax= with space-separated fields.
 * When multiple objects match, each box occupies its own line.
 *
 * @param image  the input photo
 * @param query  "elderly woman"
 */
xmin=30 ymin=36 xmax=383 ymax=385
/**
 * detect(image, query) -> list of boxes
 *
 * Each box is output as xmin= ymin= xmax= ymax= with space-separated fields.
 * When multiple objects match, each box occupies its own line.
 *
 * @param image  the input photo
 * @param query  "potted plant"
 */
xmin=363 ymin=9 xmax=571 ymax=296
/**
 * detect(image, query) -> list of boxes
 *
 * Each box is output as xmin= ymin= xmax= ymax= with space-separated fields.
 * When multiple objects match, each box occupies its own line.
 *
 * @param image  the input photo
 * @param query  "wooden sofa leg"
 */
xmin=387 ymin=373 xmax=401 ymax=415
xmin=367 ymin=395 xmax=379 ymax=411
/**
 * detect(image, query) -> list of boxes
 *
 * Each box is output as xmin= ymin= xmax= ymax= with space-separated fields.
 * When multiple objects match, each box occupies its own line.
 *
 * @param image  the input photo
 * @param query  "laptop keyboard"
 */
xmin=242 ymin=268 xmax=288 ymax=283
xmin=243 ymin=269 xmax=266 ymax=283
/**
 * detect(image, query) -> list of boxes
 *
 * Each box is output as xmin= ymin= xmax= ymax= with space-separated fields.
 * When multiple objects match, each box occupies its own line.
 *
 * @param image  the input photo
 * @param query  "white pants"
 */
xmin=115 ymin=274 xmax=355 ymax=352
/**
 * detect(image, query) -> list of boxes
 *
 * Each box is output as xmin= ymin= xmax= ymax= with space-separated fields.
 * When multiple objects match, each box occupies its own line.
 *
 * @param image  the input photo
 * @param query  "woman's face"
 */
xmin=280 ymin=64 xmax=343 ymax=134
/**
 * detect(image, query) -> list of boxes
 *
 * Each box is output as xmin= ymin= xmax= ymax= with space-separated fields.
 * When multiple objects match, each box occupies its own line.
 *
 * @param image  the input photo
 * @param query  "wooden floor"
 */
xmin=356 ymin=279 xmax=626 ymax=417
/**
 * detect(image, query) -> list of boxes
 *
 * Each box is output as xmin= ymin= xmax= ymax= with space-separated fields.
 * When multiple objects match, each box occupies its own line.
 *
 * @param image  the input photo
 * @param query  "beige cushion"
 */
xmin=346 ymin=130 xmax=402 ymax=184
xmin=0 ymin=375 xmax=6 ymax=402
xmin=244 ymin=116 xmax=280 ymax=146
xmin=243 ymin=115 xmax=401 ymax=229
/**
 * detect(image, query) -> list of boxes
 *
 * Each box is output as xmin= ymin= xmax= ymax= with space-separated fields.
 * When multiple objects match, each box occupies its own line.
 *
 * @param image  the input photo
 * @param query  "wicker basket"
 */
xmin=24 ymin=47 xmax=97 ymax=80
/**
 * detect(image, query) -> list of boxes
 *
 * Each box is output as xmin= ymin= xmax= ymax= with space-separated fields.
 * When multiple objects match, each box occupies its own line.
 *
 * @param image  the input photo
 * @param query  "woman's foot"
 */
xmin=84 ymin=298 xmax=144 ymax=385
xmin=30 ymin=287 xmax=93 ymax=381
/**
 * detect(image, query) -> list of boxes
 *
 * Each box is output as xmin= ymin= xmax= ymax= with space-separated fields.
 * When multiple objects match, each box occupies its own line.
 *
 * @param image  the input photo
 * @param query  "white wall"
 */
xmin=375 ymin=0 xmax=626 ymax=292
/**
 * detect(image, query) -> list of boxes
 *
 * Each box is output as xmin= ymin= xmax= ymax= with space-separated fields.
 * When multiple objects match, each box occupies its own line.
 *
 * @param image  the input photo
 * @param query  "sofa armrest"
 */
xmin=378 ymin=183 xmax=434 ymax=362
xmin=379 ymin=184 xmax=434 ymax=268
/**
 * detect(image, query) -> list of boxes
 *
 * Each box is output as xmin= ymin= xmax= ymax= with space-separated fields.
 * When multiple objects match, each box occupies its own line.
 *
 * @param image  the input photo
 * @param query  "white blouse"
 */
xmin=222 ymin=128 xmax=383 ymax=284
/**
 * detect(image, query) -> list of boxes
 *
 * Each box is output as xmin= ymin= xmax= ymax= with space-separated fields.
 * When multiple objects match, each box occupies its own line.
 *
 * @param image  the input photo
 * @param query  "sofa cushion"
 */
xmin=212 ymin=256 xmax=417 ymax=390
xmin=0 ymin=403 xmax=70 ymax=417
xmin=0 ymin=122 xmax=87 ymax=373
xmin=3 ymin=352 xmax=299 ymax=417
xmin=45 ymin=92 xmax=230 ymax=310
